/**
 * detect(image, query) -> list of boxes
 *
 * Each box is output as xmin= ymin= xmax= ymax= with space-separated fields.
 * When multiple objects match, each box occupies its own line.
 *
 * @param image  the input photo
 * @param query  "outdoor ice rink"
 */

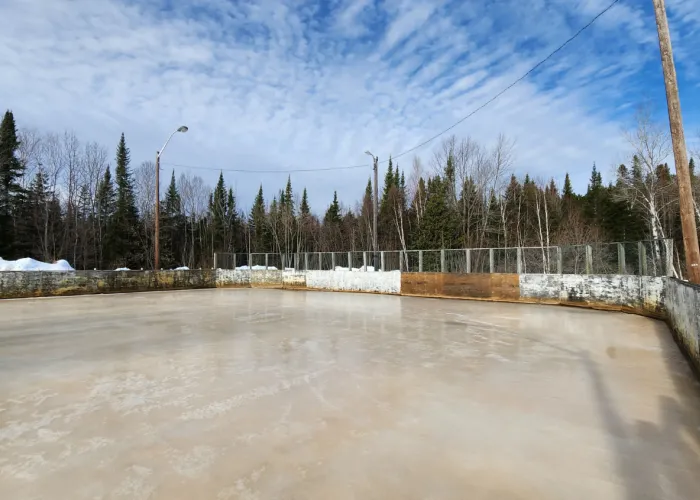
xmin=1 ymin=289 xmax=699 ymax=499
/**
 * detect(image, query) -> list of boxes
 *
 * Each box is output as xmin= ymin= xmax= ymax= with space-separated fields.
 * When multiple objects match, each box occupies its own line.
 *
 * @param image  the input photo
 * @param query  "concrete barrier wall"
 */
xmin=519 ymin=274 xmax=666 ymax=317
xmin=305 ymin=270 xmax=401 ymax=294
xmin=0 ymin=270 xmax=215 ymax=299
xmin=216 ymin=269 xmax=251 ymax=288
xmin=665 ymin=279 xmax=700 ymax=374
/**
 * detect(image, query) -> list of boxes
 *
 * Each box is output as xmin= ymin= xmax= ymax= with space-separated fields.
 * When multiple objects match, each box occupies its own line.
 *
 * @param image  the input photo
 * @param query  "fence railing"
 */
xmin=214 ymin=239 xmax=676 ymax=277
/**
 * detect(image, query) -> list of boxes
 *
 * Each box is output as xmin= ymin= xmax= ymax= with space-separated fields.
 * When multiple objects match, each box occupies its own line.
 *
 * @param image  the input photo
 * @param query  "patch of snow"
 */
xmin=115 ymin=267 xmax=130 ymax=271
xmin=235 ymin=265 xmax=278 ymax=271
xmin=0 ymin=257 xmax=74 ymax=271
xmin=284 ymin=267 xmax=295 ymax=272
xmin=174 ymin=266 xmax=189 ymax=271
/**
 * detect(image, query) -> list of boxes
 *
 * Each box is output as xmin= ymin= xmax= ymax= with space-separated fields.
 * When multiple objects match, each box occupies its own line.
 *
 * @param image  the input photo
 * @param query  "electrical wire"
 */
xmin=162 ymin=0 xmax=620 ymax=175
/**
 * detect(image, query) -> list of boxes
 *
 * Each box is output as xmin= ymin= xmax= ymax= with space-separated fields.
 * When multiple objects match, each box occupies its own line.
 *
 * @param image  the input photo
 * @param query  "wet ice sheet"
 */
xmin=1 ymin=289 xmax=699 ymax=499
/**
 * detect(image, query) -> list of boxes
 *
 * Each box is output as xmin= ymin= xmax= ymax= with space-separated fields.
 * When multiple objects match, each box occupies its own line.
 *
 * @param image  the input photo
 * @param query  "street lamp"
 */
xmin=365 ymin=151 xmax=379 ymax=267
xmin=155 ymin=125 xmax=188 ymax=270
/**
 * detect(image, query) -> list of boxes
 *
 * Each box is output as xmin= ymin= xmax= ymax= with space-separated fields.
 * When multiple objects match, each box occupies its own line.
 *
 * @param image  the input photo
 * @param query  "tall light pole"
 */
xmin=155 ymin=125 xmax=188 ymax=270
xmin=652 ymin=0 xmax=700 ymax=283
xmin=365 ymin=151 xmax=379 ymax=266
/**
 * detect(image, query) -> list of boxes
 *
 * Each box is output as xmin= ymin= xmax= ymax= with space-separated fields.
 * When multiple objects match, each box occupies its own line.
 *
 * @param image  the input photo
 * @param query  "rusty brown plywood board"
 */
xmin=402 ymin=273 xmax=520 ymax=301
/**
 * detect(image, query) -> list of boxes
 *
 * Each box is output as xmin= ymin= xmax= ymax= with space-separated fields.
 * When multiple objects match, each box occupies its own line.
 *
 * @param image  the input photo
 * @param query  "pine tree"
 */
xmin=112 ymin=134 xmax=140 ymax=267
xmin=300 ymin=188 xmax=310 ymax=217
xmin=324 ymin=191 xmax=341 ymax=225
xmin=250 ymin=184 xmax=269 ymax=251
xmin=210 ymin=172 xmax=227 ymax=251
xmin=563 ymin=173 xmax=573 ymax=200
xmin=160 ymin=171 xmax=183 ymax=268
xmin=414 ymin=176 xmax=458 ymax=250
xmin=95 ymin=166 xmax=117 ymax=267
xmin=0 ymin=110 xmax=24 ymax=257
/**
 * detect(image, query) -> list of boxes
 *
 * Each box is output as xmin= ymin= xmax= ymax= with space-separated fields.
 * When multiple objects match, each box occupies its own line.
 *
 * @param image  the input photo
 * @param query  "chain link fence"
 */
xmin=214 ymin=239 xmax=675 ymax=277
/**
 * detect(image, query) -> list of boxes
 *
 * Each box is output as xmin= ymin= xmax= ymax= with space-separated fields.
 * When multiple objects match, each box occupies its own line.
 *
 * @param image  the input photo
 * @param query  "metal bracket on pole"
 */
xmin=617 ymin=243 xmax=626 ymax=275
xmin=585 ymin=245 xmax=593 ymax=274
xmin=466 ymin=249 xmax=471 ymax=273
xmin=440 ymin=249 xmax=446 ymax=273
xmin=489 ymin=248 xmax=494 ymax=273
xmin=418 ymin=250 xmax=423 ymax=273
xmin=516 ymin=247 xmax=523 ymax=274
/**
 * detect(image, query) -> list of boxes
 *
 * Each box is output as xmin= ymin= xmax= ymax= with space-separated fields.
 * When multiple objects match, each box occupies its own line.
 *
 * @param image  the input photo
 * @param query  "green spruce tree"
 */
xmin=0 ymin=110 xmax=24 ymax=258
xmin=112 ymin=134 xmax=140 ymax=267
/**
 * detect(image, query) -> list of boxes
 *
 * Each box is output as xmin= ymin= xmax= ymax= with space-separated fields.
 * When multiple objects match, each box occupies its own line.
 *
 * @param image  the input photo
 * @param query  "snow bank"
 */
xmin=174 ymin=266 xmax=189 ymax=271
xmin=115 ymin=267 xmax=130 ymax=271
xmin=0 ymin=257 xmax=74 ymax=271
xmin=235 ymin=265 xmax=278 ymax=271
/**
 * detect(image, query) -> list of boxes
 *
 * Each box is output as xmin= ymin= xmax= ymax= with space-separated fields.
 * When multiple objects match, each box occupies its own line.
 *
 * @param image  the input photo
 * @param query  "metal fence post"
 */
xmin=248 ymin=253 xmax=252 ymax=269
xmin=556 ymin=247 xmax=562 ymax=274
xmin=516 ymin=247 xmax=523 ymax=274
xmin=363 ymin=251 xmax=367 ymax=271
xmin=331 ymin=252 xmax=336 ymax=270
xmin=380 ymin=251 xmax=385 ymax=271
xmin=319 ymin=252 xmax=322 ymax=270
xmin=265 ymin=253 xmax=269 ymax=270
xmin=213 ymin=253 xmax=218 ymax=270
xmin=638 ymin=242 xmax=647 ymax=275
xmin=617 ymin=243 xmax=626 ymax=275
xmin=348 ymin=251 xmax=352 ymax=270
xmin=585 ymin=245 xmax=593 ymax=274
xmin=664 ymin=239 xmax=673 ymax=277
xmin=304 ymin=253 xmax=309 ymax=271
xmin=440 ymin=249 xmax=446 ymax=273
xmin=466 ymin=249 xmax=471 ymax=273
xmin=399 ymin=251 xmax=404 ymax=271
xmin=489 ymin=248 xmax=494 ymax=273
xmin=418 ymin=250 xmax=423 ymax=273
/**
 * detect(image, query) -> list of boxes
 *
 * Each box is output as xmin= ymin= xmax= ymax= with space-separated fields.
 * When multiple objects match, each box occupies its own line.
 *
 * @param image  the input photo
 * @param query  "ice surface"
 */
xmin=1 ymin=289 xmax=698 ymax=499
xmin=0 ymin=257 xmax=74 ymax=271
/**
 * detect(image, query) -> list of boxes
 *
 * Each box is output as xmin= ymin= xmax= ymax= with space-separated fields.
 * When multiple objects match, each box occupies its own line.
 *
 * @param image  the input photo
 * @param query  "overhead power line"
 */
xmin=162 ymin=0 xmax=620 ymax=175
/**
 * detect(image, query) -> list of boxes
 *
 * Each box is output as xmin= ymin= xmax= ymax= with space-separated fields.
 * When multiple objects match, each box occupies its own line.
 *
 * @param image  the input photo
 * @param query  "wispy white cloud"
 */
xmin=0 ymin=0 xmax=698 ymax=212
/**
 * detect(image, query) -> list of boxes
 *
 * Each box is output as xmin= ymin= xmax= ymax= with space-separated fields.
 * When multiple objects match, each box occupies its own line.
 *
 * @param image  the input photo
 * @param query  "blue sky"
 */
xmin=1 ymin=0 xmax=699 ymax=212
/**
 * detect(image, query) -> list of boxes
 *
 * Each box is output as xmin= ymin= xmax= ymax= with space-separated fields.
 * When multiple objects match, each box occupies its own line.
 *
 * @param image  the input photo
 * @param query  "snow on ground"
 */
xmin=115 ymin=267 xmax=130 ymax=271
xmin=0 ymin=257 xmax=74 ymax=271
xmin=174 ymin=266 xmax=189 ymax=271
xmin=235 ymin=265 xmax=279 ymax=271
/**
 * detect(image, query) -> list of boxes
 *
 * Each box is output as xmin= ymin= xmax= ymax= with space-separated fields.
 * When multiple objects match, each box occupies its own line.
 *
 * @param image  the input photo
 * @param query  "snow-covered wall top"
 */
xmin=305 ymin=270 xmax=401 ymax=294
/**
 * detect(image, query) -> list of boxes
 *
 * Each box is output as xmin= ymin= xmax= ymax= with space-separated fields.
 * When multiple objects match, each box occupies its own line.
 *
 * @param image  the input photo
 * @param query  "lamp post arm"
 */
xmin=157 ymin=130 xmax=179 ymax=158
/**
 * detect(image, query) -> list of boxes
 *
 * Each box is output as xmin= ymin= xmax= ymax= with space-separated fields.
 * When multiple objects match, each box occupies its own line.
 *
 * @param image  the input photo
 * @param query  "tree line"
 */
xmin=1 ymin=109 xmax=698 ymax=274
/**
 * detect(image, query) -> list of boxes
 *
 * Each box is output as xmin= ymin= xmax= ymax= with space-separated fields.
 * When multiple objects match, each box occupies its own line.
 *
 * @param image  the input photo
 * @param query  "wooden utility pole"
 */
xmin=652 ymin=0 xmax=700 ymax=283
xmin=154 ymin=152 xmax=160 ymax=270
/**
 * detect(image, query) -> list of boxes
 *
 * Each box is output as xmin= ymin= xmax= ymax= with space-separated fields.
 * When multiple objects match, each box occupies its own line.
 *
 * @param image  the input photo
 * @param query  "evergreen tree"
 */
xmin=161 ymin=171 xmax=183 ymax=268
xmin=300 ymin=188 xmax=310 ymax=217
xmin=324 ymin=191 xmax=341 ymax=225
xmin=95 ymin=166 xmax=117 ymax=267
xmin=0 ymin=110 xmax=24 ymax=257
xmin=210 ymin=172 xmax=227 ymax=251
xmin=250 ymin=184 xmax=269 ymax=251
xmin=414 ymin=176 xmax=458 ymax=250
xmin=112 ymin=134 xmax=140 ymax=267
